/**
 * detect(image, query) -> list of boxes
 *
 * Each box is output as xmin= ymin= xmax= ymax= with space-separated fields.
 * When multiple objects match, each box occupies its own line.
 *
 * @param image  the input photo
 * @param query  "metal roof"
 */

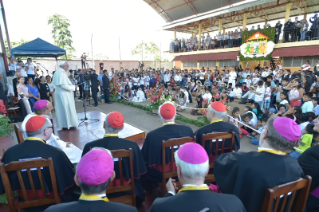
xmin=144 ymin=0 xmax=319 ymax=33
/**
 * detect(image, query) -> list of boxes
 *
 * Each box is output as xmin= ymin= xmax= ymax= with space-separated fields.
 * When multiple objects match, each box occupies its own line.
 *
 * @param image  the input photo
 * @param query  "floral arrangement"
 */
xmin=146 ymin=88 xmax=173 ymax=111
xmin=109 ymin=78 xmax=122 ymax=102
xmin=0 ymin=114 xmax=13 ymax=138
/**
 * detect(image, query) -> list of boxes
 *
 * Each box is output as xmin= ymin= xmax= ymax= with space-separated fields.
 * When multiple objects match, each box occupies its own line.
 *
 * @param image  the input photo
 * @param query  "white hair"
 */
xmin=104 ymin=114 xmax=124 ymax=133
xmin=59 ymin=61 xmax=67 ymax=68
xmin=174 ymin=150 xmax=208 ymax=180
xmin=158 ymin=102 xmax=176 ymax=123
xmin=208 ymin=105 xmax=227 ymax=119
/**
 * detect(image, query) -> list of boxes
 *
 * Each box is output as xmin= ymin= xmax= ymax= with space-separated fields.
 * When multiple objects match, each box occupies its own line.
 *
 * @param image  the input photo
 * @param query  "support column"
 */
xmin=216 ymin=60 xmax=220 ymax=69
xmin=285 ymin=3 xmax=291 ymax=23
xmin=304 ymin=13 xmax=307 ymax=20
xmin=181 ymin=61 xmax=184 ymax=70
xmin=197 ymin=61 xmax=200 ymax=69
xmin=174 ymin=28 xmax=176 ymax=40
xmin=243 ymin=13 xmax=247 ymax=30
xmin=265 ymin=20 xmax=268 ymax=26
xmin=223 ymin=28 xmax=225 ymax=35
xmin=219 ymin=19 xmax=222 ymax=33
xmin=198 ymin=22 xmax=202 ymax=49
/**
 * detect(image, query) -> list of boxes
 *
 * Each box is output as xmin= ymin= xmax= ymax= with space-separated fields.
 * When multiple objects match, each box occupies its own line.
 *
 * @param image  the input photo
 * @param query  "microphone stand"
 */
xmin=78 ymin=74 xmax=99 ymax=126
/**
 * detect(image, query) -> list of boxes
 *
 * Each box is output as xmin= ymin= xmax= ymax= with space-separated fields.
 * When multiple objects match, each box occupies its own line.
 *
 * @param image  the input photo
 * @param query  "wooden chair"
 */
xmin=107 ymin=148 xmax=135 ymax=206
xmin=0 ymin=158 xmax=61 ymax=212
xmin=162 ymin=137 xmax=194 ymax=195
xmin=14 ymin=123 xmax=24 ymax=143
xmin=261 ymin=175 xmax=312 ymax=212
xmin=4 ymin=101 xmax=20 ymax=117
xmin=201 ymin=132 xmax=235 ymax=183
xmin=10 ymin=94 xmax=19 ymax=107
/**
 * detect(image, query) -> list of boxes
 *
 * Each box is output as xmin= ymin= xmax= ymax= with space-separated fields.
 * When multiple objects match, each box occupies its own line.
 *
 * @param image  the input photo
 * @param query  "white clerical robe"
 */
xmin=228 ymin=71 xmax=237 ymax=88
xmin=52 ymin=68 xmax=78 ymax=129
xmin=21 ymin=113 xmax=82 ymax=163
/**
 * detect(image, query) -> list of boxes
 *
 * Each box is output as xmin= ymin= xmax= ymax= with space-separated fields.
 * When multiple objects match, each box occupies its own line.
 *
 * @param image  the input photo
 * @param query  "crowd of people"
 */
xmin=0 ymin=100 xmax=318 ymax=212
xmin=171 ymin=14 xmax=319 ymax=52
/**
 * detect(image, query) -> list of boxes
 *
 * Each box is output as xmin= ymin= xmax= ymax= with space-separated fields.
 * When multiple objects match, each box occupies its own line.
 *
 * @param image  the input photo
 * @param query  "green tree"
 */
xmin=48 ymin=14 xmax=75 ymax=59
xmin=5 ymin=39 xmax=29 ymax=58
xmin=131 ymin=42 xmax=148 ymax=60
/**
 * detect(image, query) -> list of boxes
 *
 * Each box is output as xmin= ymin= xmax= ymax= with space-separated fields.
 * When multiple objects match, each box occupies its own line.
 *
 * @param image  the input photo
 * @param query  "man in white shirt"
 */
xmin=174 ymin=73 xmax=182 ymax=86
xmin=261 ymin=67 xmax=269 ymax=78
xmin=253 ymin=80 xmax=265 ymax=109
xmin=25 ymin=58 xmax=36 ymax=80
xmin=302 ymin=60 xmax=311 ymax=72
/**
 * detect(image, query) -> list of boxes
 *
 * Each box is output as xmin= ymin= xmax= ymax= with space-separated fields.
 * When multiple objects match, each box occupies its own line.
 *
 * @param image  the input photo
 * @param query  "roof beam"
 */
xmin=184 ymin=0 xmax=198 ymax=15
xmin=149 ymin=0 xmax=173 ymax=22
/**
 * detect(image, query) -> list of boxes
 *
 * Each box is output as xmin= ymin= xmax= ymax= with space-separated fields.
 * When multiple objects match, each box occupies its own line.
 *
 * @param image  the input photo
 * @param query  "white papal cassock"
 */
xmin=52 ymin=67 xmax=78 ymax=129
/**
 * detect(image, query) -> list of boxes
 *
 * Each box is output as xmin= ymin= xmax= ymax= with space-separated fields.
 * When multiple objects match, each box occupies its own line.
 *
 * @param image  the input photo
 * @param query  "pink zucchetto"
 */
xmin=273 ymin=117 xmax=301 ymax=142
xmin=77 ymin=149 xmax=114 ymax=185
xmin=34 ymin=100 xmax=48 ymax=110
xmin=177 ymin=143 xmax=208 ymax=164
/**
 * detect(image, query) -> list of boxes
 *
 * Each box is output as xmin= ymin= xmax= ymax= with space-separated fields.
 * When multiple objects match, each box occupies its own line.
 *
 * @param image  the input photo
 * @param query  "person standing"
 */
xmin=46 ymin=75 xmax=55 ymax=108
xmin=275 ymin=21 xmax=282 ymax=44
xmin=90 ymin=69 xmax=99 ymax=107
xmin=284 ymin=19 xmax=293 ymax=42
xmin=77 ymin=69 xmax=84 ymax=99
xmin=99 ymin=60 xmax=104 ymax=71
xmin=26 ymin=77 xmax=40 ymax=112
xmin=81 ymin=52 xmax=87 ymax=69
xmin=102 ymin=70 xmax=111 ymax=104
xmin=25 ymin=58 xmax=36 ymax=80
xmin=52 ymin=61 xmax=78 ymax=130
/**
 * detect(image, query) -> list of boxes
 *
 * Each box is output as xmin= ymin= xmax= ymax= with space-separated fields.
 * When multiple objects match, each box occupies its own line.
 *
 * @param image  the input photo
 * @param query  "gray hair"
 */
xmin=77 ymin=147 xmax=113 ymax=195
xmin=174 ymin=150 xmax=208 ymax=180
xmin=264 ymin=116 xmax=296 ymax=153
xmin=104 ymin=114 xmax=124 ymax=133
xmin=26 ymin=118 xmax=52 ymax=137
xmin=208 ymin=105 xmax=227 ymax=119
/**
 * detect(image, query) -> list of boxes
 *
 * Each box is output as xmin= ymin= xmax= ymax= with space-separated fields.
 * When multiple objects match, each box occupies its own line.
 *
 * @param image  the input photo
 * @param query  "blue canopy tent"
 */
xmin=10 ymin=37 xmax=67 ymax=59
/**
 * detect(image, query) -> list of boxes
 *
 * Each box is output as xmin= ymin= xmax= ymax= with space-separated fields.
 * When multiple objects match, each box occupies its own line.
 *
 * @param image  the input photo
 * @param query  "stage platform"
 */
xmin=55 ymin=111 xmax=146 ymax=150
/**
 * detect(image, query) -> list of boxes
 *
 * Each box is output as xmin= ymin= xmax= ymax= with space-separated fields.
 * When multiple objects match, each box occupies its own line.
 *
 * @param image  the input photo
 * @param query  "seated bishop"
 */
xmin=141 ymin=102 xmax=193 ymax=183
xmin=149 ymin=143 xmax=246 ymax=212
xmin=194 ymin=101 xmax=240 ymax=153
xmin=0 ymin=116 xmax=79 ymax=211
xmin=82 ymin=111 xmax=147 ymax=205
xmin=21 ymin=100 xmax=82 ymax=163
xmin=45 ymin=148 xmax=138 ymax=212
xmin=214 ymin=116 xmax=304 ymax=212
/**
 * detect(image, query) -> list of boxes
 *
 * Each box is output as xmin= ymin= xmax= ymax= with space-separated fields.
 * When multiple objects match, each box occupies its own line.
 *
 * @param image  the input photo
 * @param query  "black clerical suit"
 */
xmin=150 ymin=189 xmax=246 ymax=212
xmin=102 ymin=74 xmax=110 ymax=103
xmin=0 ymin=139 xmax=79 ymax=211
xmin=44 ymin=198 xmax=138 ymax=212
xmin=90 ymin=72 xmax=99 ymax=106
xmin=298 ymin=145 xmax=319 ymax=212
xmin=82 ymin=136 xmax=147 ymax=204
xmin=141 ymin=124 xmax=193 ymax=182
xmin=194 ymin=120 xmax=240 ymax=155
xmin=13 ymin=77 xmax=18 ymax=97
xmin=275 ymin=22 xmax=283 ymax=44
xmin=284 ymin=21 xmax=293 ymax=42
xmin=214 ymin=151 xmax=304 ymax=212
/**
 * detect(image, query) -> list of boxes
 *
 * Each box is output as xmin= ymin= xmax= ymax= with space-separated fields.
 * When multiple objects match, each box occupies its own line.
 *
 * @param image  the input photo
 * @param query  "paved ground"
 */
xmin=70 ymin=95 xmax=257 ymax=152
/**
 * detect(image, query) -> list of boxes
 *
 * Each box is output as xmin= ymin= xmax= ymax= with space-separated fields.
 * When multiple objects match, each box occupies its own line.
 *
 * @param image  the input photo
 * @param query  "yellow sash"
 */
xmin=26 ymin=137 xmax=45 ymax=144
xmin=178 ymin=184 xmax=209 ymax=193
xmin=103 ymin=134 xmax=119 ymax=138
xmin=163 ymin=122 xmax=175 ymax=126
xmin=257 ymin=149 xmax=287 ymax=155
xmin=210 ymin=119 xmax=223 ymax=124
xmin=79 ymin=194 xmax=109 ymax=202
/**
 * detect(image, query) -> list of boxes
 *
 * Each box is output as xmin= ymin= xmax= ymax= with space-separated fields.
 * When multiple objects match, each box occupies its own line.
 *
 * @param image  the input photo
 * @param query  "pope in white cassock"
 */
xmin=52 ymin=61 xmax=78 ymax=129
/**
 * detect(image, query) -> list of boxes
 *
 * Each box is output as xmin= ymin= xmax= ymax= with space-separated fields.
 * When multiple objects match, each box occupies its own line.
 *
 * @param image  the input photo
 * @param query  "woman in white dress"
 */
xmin=228 ymin=68 xmax=237 ymax=88
xmin=177 ymin=90 xmax=187 ymax=112
xmin=132 ymin=87 xmax=146 ymax=102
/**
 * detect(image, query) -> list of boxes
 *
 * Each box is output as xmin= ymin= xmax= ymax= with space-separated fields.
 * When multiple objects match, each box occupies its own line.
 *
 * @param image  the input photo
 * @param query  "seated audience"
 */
xmin=20 ymin=100 xmax=82 ymax=163
xmin=214 ymin=116 xmax=304 ymax=212
xmin=141 ymin=102 xmax=193 ymax=183
xmin=149 ymin=143 xmax=246 ymax=212
xmin=0 ymin=116 xmax=79 ymax=211
xmin=195 ymin=101 xmax=240 ymax=152
xmin=45 ymin=148 xmax=138 ymax=212
xmin=82 ymin=111 xmax=147 ymax=204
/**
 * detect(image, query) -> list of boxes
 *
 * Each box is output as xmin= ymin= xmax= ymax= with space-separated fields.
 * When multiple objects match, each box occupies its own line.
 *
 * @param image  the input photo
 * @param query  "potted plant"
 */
xmin=0 ymin=114 xmax=14 ymax=138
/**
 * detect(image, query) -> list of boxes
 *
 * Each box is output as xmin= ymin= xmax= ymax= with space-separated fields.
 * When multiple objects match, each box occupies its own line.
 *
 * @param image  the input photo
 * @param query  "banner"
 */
xmin=240 ymin=28 xmax=276 ymax=62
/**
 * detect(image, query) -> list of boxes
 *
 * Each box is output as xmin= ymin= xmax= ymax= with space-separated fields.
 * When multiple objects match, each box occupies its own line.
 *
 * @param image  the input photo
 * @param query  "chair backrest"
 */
xmin=162 ymin=137 xmax=194 ymax=194
xmin=10 ymin=94 xmax=19 ymax=107
xmin=0 ymin=158 xmax=61 ymax=212
xmin=106 ymin=148 xmax=135 ymax=206
xmin=261 ymin=176 xmax=312 ymax=212
xmin=201 ymin=132 xmax=234 ymax=169
xmin=14 ymin=124 xmax=24 ymax=144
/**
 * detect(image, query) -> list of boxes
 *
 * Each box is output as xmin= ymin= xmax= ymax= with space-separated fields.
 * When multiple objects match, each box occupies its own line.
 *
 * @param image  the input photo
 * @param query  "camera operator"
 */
xmin=77 ymin=69 xmax=84 ymax=99
xmin=89 ymin=69 xmax=99 ymax=107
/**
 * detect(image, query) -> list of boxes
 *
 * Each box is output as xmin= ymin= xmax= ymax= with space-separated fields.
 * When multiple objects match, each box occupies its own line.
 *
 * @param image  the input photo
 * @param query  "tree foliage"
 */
xmin=48 ymin=14 xmax=75 ymax=59
xmin=132 ymin=42 xmax=167 ymax=62
xmin=5 ymin=39 xmax=29 ymax=58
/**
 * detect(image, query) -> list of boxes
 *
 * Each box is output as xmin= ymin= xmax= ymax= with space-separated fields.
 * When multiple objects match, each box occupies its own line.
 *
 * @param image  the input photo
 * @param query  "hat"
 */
xmin=160 ymin=102 xmax=176 ymax=120
xmin=273 ymin=117 xmax=301 ymax=142
xmin=34 ymin=100 xmax=48 ymax=110
xmin=210 ymin=101 xmax=226 ymax=112
xmin=107 ymin=111 xmax=124 ymax=129
xmin=26 ymin=116 xmax=46 ymax=132
xmin=77 ymin=149 xmax=114 ymax=186
xmin=177 ymin=143 xmax=208 ymax=164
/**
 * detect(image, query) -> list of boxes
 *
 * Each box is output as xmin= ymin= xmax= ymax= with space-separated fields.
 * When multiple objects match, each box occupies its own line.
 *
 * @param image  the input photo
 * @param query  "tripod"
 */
xmin=78 ymin=77 xmax=99 ymax=126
